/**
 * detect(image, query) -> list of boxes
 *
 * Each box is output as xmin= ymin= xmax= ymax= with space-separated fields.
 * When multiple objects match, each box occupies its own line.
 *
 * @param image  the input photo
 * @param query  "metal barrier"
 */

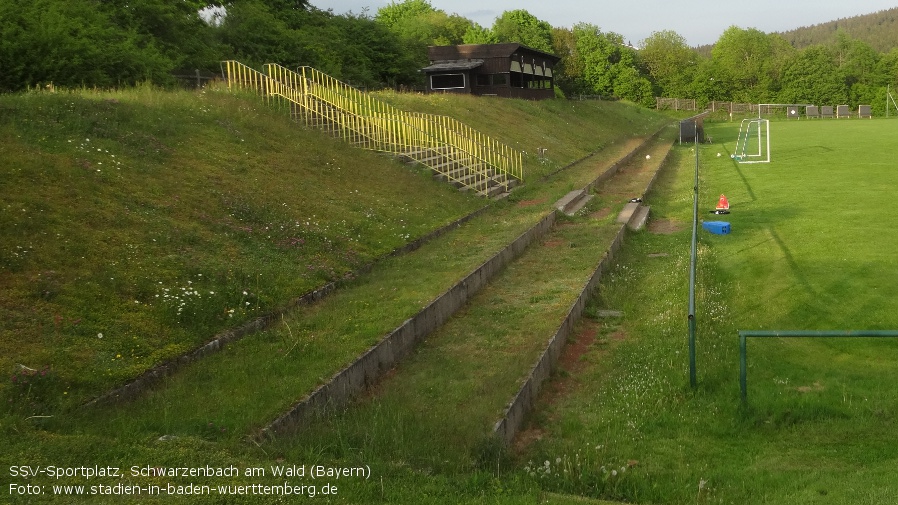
xmin=738 ymin=330 xmax=898 ymax=401
xmin=221 ymin=61 xmax=523 ymax=195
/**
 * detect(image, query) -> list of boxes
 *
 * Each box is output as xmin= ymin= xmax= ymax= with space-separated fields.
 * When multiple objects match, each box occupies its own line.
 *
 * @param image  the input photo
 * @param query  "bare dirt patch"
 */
xmin=513 ymin=426 xmax=546 ymax=452
xmin=648 ymin=218 xmax=685 ymax=235
xmin=517 ymin=197 xmax=547 ymax=207
xmin=513 ymin=320 xmax=608 ymax=453
xmin=796 ymin=382 xmax=824 ymax=393
xmin=558 ymin=322 xmax=598 ymax=374
xmin=589 ymin=207 xmax=613 ymax=220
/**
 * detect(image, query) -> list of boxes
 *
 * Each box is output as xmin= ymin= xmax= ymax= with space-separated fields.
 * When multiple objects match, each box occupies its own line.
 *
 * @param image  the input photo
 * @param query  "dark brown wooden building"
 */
xmin=422 ymin=43 xmax=560 ymax=100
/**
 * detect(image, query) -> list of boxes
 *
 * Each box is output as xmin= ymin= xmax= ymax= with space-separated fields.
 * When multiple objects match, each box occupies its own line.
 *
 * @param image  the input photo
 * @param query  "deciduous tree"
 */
xmin=639 ymin=30 xmax=698 ymax=98
xmin=777 ymin=45 xmax=846 ymax=105
xmin=491 ymin=9 xmax=553 ymax=53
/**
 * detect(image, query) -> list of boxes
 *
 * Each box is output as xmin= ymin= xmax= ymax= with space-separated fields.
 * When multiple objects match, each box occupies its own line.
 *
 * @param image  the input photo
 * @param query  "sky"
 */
xmin=308 ymin=0 xmax=898 ymax=47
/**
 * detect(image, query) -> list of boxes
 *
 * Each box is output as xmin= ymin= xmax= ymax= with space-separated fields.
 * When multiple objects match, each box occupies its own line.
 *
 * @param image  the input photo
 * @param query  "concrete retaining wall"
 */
xmin=259 ymin=211 xmax=558 ymax=438
xmin=493 ymin=226 xmax=625 ymax=443
xmin=260 ymin=130 xmax=674 ymax=439
xmin=492 ymin=135 xmax=673 ymax=445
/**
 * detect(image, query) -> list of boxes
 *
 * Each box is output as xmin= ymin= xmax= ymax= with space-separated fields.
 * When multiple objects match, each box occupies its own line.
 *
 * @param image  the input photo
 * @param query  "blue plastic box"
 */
xmin=702 ymin=221 xmax=731 ymax=235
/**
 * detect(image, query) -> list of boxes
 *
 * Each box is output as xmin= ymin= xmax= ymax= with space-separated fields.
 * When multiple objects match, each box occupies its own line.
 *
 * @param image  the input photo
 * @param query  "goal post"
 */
xmin=733 ymin=118 xmax=770 ymax=164
xmin=888 ymin=84 xmax=898 ymax=118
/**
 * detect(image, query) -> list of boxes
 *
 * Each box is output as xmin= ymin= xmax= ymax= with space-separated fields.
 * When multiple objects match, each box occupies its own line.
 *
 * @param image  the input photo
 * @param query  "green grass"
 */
xmin=1 ymin=84 xmax=672 ymax=503
xmin=521 ymin=117 xmax=898 ymax=504
xmin=13 ymin=83 xmax=898 ymax=504
xmin=15 ymin=84 xmax=898 ymax=504
xmin=270 ymin=135 xmax=675 ymax=478
xmin=0 ymin=85 xmax=486 ymax=414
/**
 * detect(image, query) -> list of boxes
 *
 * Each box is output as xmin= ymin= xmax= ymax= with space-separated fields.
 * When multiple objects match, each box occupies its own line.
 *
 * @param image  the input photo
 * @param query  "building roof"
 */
xmin=428 ymin=43 xmax=560 ymax=63
xmin=420 ymin=59 xmax=484 ymax=73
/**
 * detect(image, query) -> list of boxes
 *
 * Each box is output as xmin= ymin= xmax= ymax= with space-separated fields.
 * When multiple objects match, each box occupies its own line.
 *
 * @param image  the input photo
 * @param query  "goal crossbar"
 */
xmin=739 ymin=330 xmax=898 ymax=401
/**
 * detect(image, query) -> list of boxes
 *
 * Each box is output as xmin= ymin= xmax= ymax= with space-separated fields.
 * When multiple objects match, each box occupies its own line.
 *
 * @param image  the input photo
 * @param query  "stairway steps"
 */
xmin=232 ymin=63 xmax=525 ymax=198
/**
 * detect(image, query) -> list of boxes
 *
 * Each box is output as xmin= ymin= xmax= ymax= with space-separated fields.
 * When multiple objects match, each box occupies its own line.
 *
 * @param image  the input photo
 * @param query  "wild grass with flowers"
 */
xmin=0 ymin=84 xmax=485 ymax=414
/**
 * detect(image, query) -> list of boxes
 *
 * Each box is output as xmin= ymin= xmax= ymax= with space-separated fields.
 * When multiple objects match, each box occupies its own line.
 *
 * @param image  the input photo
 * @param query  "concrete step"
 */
xmin=554 ymin=189 xmax=593 ymax=216
xmin=628 ymin=205 xmax=650 ymax=231
xmin=616 ymin=201 xmax=641 ymax=225
xmin=566 ymin=194 xmax=594 ymax=216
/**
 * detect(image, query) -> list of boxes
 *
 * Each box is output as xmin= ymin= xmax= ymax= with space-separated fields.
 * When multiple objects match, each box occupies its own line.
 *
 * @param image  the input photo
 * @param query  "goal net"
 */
xmin=733 ymin=118 xmax=770 ymax=164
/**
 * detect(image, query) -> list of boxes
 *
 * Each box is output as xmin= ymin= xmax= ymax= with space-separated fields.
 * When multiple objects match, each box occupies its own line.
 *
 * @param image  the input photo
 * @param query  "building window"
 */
xmin=527 ymin=78 xmax=552 ymax=89
xmin=476 ymin=74 xmax=510 ymax=87
xmin=431 ymin=73 xmax=465 ymax=90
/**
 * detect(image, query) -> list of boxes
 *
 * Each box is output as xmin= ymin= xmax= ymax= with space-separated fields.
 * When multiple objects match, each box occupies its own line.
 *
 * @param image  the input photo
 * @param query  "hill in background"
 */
xmin=695 ymin=7 xmax=898 ymax=53
xmin=778 ymin=7 xmax=898 ymax=52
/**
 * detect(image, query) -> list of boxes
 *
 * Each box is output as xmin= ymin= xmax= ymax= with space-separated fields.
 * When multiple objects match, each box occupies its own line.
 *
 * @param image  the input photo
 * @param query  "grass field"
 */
xmin=6 ymin=80 xmax=898 ymax=504
xmin=522 ymin=117 xmax=898 ymax=504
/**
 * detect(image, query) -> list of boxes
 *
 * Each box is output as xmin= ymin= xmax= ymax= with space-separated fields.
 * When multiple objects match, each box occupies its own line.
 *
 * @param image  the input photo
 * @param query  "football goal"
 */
xmin=733 ymin=118 xmax=770 ymax=163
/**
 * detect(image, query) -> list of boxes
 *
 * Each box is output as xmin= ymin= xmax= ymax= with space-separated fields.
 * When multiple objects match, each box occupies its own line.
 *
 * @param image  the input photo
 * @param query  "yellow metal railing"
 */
xmin=287 ymin=65 xmax=523 ymax=182
xmin=221 ymin=60 xmax=522 ymax=195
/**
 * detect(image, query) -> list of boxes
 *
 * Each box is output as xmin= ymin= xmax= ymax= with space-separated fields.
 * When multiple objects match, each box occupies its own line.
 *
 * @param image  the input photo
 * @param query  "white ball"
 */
xmin=645 ymin=155 xmax=651 ymax=160
xmin=717 ymin=153 xmax=721 ymax=157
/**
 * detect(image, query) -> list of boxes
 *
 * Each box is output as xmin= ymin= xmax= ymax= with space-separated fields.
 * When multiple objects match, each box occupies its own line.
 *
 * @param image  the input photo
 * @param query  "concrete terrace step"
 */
xmin=616 ymin=200 xmax=640 ymax=224
xmin=615 ymin=199 xmax=651 ymax=231
xmin=616 ymin=200 xmax=651 ymax=230
xmin=554 ymin=189 xmax=594 ymax=216
xmin=629 ymin=204 xmax=650 ymax=231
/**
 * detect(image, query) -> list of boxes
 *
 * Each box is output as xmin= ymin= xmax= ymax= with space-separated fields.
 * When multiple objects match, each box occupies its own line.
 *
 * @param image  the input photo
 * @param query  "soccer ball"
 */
xmin=645 ymin=155 xmax=651 ymax=160
xmin=717 ymin=153 xmax=721 ymax=157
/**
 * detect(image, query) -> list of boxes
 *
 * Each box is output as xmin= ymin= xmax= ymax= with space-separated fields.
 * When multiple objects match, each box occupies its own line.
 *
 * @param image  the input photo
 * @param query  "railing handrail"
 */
xmin=222 ymin=61 xmax=522 ymax=192
xmin=281 ymin=64 xmax=522 ymax=181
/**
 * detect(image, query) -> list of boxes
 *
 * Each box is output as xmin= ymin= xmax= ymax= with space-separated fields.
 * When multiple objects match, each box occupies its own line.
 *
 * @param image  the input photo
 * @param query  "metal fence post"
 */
xmin=688 ymin=127 xmax=699 ymax=388
xmin=739 ymin=332 xmax=747 ymax=401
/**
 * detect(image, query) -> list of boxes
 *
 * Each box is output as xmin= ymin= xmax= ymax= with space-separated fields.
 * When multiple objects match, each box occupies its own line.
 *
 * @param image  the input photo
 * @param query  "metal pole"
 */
xmin=741 ymin=330 xmax=898 ymax=338
xmin=688 ymin=127 xmax=699 ymax=388
xmin=739 ymin=333 xmax=747 ymax=401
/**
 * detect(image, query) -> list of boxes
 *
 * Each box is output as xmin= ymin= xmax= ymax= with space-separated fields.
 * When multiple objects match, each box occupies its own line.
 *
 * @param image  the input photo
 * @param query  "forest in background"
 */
xmin=1 ymin=0 xmax=897 ymax=111
xmin=779 ymin=7 xmax=898 ymax=53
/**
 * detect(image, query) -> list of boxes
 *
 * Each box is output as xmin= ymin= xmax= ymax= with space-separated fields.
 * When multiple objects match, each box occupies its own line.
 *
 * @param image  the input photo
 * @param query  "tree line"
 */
xmin=2 ymin=0 xmax=897 ymax=112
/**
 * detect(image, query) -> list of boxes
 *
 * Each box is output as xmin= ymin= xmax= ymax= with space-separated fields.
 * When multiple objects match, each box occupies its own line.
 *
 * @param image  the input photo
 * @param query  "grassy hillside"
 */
xmin=0 ymin=85 xmax=489 ymax=412
xmin=0 ymin=85 xmax=665 ymax=421
xmin=0 ymin=84 xmax=674 ymax=504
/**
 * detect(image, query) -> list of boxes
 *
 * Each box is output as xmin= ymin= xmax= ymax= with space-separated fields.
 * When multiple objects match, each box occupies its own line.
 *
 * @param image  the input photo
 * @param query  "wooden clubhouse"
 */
xmin=421 ymin=43 xmax=559 ymax=100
